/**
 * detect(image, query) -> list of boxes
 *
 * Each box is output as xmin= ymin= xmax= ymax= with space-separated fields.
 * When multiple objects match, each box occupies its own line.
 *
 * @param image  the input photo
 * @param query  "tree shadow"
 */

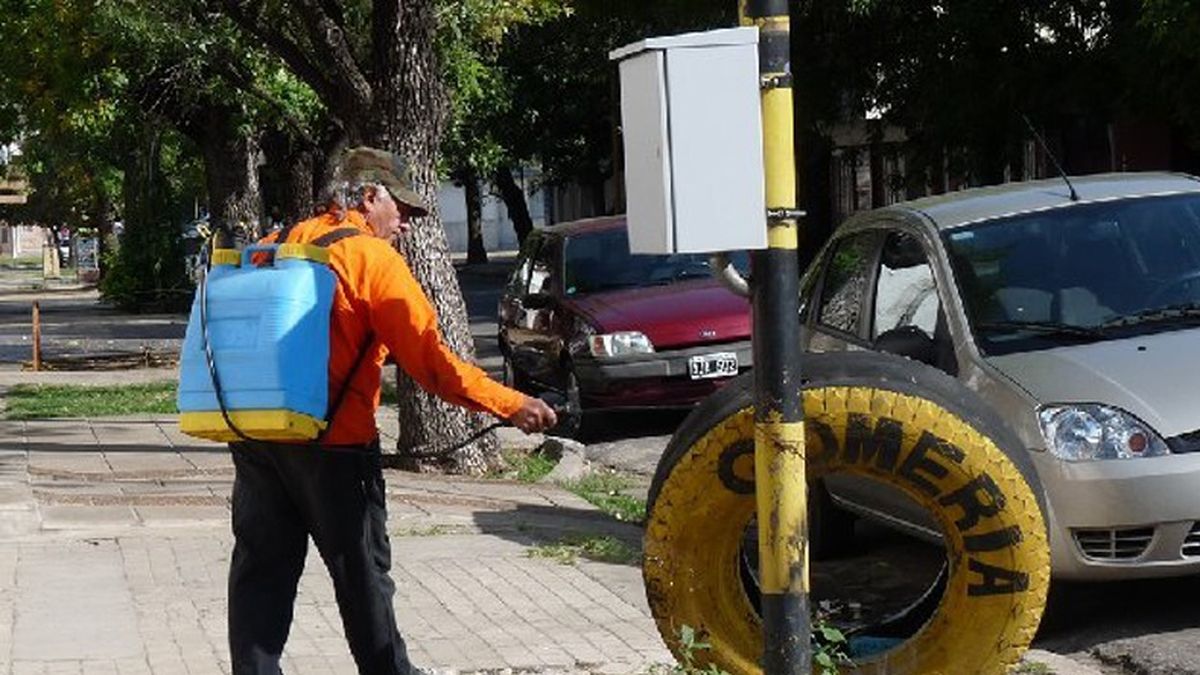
xmin=470 ymin=501 xmax=644 ymax=567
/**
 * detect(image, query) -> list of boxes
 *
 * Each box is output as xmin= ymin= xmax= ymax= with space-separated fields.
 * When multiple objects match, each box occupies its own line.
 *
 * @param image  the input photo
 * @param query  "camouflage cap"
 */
xmin=339 ymin=146 xmax=430 ymax=217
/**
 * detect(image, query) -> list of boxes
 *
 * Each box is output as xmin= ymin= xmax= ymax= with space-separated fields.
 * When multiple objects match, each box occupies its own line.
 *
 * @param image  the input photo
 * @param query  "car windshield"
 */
xmin=944 ymin=192 xmax=1200 ymax=356
xmin=563 ymin=228 xmax=750 ymax=295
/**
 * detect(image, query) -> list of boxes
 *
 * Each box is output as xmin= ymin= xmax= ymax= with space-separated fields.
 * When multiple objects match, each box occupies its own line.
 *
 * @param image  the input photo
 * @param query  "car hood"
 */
xmin=985 ymin=327 xmax=1200 ymax=438
xmin=565 ymin=280 xmax=750 ymax=350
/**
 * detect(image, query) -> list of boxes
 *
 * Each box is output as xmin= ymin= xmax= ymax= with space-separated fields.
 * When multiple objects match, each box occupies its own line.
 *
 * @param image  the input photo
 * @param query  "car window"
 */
xmin=798 ymin=262 xmax=821 ymax=324
xmin=873 ymin=231 xmax=940 ymax=340
xmin=527 ymin=236 xmax=555 ymax=296
xmin=563 ymin=228 xmax=749 ymax=295
xmin=817 ymin=231 xmax=882 ymax=335
xmin=944 ymin=192 xmax=1200 ymax=355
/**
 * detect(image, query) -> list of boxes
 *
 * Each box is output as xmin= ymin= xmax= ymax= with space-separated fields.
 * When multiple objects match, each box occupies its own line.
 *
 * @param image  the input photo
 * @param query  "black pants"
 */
xmin=228 ymin=441 xmax=413 ymax=675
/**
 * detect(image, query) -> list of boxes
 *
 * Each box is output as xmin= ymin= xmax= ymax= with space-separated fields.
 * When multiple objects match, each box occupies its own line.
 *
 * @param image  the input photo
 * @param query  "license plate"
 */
xmin=688 ymin=352 xmax=738 ymax=380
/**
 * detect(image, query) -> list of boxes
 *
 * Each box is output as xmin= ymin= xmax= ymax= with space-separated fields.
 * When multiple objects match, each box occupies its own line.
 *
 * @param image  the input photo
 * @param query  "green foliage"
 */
xmin=526 ymin=533 xmax=639 ymax=565
xmin=0 ymin=0 xmax=323 ymax=309
xmin=100 ymin=132 xmax=197 ymax=313
xmin=647 ymin=625 xmax=729 ymax=675
xmin=1012 ymin=662 xmax=1054 ymax=675
xmin=649 ymin=621 xmax=852 ymax=674
xmin=0 ymin=256 xmax=41 ymax=270
xmin=4 ymin=382 xmax=177 ymax=419
xmin=498 ymin=1 xmax=728 ymax=184
xmin=438 ymin=0 xmax=569 ymax=179
xmin=796 ymin=0 xmax=1200 ymax=182
xmin=489 ymin=448 xmax=557 ymax=483
xmin=1139 ymin=0 xmax=1200 ymax=144
xmin=393 ymin=524 xmax=467 ymax=537
xmin=813 ymin=620 xmax=853 ymax=675
xmin=562 ymin=470 xmax=647 ymax=523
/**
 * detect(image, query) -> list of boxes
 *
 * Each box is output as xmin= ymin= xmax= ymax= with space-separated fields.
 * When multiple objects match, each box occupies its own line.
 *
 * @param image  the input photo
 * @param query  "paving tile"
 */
xmin=39 ymin=504 xmax=139 ymax=528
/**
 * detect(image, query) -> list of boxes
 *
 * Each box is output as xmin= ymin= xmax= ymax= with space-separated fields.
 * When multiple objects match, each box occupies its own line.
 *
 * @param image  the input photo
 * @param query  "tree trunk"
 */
xmin=200 ymin=106 xmax=263 ymax=246
xmin=109 ymin=122 xmax=189 ymax=310
xmin=123 ymin=130 xmax=163 ymax=238
xmin=261 ymin=129 xmax=317 ymax=225
xmin=462 ymin=167 xmax=488 ymax=265
xmin=371 ymin=0 xmax=500 ymax=474
xmin=494 ymin=166 xmax=534 ymax=245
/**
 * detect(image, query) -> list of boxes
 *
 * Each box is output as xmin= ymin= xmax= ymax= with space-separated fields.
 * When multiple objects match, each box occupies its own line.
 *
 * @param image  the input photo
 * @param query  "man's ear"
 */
xmin=361 ymin=185 xmax=379 ymax=206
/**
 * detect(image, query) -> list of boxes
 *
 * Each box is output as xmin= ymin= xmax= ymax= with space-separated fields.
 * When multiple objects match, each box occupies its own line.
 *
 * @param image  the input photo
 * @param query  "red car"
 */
xmin=498 ymin=216 xmax=752 ymax=433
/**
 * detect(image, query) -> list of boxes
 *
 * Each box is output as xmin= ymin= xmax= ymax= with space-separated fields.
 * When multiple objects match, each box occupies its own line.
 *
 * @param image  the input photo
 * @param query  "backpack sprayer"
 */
xmin=177 ymin=232 xmax=573 ymax=457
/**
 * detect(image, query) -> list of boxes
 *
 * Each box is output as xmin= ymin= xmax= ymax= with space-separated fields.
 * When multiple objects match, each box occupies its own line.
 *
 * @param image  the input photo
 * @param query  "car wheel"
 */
xmin=555 ymin=368 xmax=585 ymax=439
xmin=502 ymin=354 xmax=526 ymax=392
xmin=643 ymin=351 xmax=1049 ymax=675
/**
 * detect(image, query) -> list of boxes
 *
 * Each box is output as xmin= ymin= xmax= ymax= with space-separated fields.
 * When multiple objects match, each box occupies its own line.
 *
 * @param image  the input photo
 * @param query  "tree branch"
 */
xmin=288 ymin=0 xmax=372 ymax=111
xmin=209 ymin=0 xmax=347 ymax=117
xmin=318 ymin=0 xmax=346 ymax=32
xmin=206 ymin=57 xmax=327 ymax=150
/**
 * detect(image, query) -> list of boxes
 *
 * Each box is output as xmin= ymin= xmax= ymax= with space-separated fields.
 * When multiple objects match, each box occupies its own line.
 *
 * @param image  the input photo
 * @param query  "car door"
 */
xmin=499 ymin=233 xmax=543 ymax=378
xmin=509 ymin=233 xmax=563 ymax=387
xmin=807 ymin=220 xmax=956 ymax=541
xmin=871 ymin=229 xmax=956 ymax=374
xmin=803 ymin=228 xmax=885 ymax=353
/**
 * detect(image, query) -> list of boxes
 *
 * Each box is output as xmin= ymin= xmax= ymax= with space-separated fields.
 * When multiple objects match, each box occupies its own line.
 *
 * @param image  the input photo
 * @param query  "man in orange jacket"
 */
xmin=228 ymin=147 xmax=556 ymax=675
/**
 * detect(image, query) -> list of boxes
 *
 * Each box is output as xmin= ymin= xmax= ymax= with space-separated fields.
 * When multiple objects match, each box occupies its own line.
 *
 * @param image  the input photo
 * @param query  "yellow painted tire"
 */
xmin=644 ymin=352 xmax=1049 ymax=675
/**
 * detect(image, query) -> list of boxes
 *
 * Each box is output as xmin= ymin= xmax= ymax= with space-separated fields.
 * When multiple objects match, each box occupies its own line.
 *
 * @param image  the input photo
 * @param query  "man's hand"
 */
xmin=509 ymin=395 xmax=558 ymax=434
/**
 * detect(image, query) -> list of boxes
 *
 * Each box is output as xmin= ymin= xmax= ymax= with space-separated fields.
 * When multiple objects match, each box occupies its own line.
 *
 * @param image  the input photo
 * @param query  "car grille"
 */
xmin=1073 ymin=527 xmax=1155 ymax=561
xmin=1166 ymin=430 xmax=1200 ymax=454
xmin=1182 ymin=523 xmax=1200 ymax=558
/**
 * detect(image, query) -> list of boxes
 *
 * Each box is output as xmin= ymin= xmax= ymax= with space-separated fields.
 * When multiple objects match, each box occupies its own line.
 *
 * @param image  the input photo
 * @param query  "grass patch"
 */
xmin=0 ymin=256 xmax=41 ymax=270
xmin=487 ymin=448 xmax=558 ymax=483
xmin=563 ymin=470 xmax=647 ymax=523
xmin=1013 ymin=662 xmax=1053 ymax=675
xmin=527 ymin=534 xmax=640 ymax=565
xmin=4 ymin=382 xmax=178 ymax=419
xmin=393 ymin=524 xmax=468 ymax=537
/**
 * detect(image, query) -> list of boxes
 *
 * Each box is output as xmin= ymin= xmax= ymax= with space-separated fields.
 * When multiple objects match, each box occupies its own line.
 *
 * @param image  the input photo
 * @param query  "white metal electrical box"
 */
xmin=611 ymin=27 xmax=766 ymax=254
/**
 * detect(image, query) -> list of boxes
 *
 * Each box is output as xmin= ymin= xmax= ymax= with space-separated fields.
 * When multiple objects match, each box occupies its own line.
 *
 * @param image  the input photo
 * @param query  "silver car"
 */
xmin=802 ymin=172 xmax=1200 ymax=580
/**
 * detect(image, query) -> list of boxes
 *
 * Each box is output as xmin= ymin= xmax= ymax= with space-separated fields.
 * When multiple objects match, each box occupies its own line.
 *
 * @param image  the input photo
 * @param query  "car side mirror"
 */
xmin=523 ymin=293 xmax=555 ymax=310
xmin=874 ymin=326 xmax=936 ymax=366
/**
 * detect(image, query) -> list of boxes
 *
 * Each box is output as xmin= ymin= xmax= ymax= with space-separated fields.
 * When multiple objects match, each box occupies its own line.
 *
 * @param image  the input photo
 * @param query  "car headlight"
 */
xmin=589 ymin=331 xmax=654 ymax=358
xmin=1037 ymin=404 xmax=1170 ymax=461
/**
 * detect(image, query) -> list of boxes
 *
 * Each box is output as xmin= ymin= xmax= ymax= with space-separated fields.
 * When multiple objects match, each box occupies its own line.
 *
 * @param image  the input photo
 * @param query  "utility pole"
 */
xmin=32 ymin=301 xmax=42 ymax=372
xmin=739 ymin=0 xmax=809 ymax=672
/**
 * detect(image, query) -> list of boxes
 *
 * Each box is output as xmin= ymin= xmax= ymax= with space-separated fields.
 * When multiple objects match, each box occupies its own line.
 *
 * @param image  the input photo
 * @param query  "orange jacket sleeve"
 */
xmin=357 ymin=238 xmax=526 ymax=419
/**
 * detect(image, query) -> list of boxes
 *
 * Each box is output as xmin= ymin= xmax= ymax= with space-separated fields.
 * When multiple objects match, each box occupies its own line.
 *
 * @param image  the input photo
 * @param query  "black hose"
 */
xmin=199 ymin=241 xmax=258 ymax=444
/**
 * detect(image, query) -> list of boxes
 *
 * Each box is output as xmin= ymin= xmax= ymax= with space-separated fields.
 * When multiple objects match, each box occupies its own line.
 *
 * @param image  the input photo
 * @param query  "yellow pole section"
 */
xmin=754 ymin=420 xmax=809 ymax=594
xmin=741 ymin=0 xmax=810 ymax=671
xmin=763 ymin=87 xmax=799 ymax=249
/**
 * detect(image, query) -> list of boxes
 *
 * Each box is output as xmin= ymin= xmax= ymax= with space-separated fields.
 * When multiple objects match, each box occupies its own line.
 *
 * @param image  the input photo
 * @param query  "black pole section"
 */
xmin=741 ymin=0 xmax=810 ymax=671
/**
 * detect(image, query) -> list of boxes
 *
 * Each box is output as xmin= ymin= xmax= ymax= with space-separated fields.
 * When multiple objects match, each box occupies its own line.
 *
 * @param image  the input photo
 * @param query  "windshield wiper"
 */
xmin=1101 ymin=304 xmax=1200 ymax=329
xmin=975 ymin=320 xmax=1106 ymax=339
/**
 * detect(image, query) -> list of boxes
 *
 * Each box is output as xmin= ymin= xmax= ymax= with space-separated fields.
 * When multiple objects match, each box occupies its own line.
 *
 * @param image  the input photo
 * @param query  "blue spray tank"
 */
xmin=177 ymin=243 xmax=337 ymax=442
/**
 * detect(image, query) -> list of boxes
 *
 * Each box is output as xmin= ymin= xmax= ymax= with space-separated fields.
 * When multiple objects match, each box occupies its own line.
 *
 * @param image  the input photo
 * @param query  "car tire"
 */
xmin=643 ymin=351 xmax=1049 ymax=675
xmin=502 ymin=354 xmax=526 ymax=392
xmin=556 ymin=368 xmax=585 ymax=439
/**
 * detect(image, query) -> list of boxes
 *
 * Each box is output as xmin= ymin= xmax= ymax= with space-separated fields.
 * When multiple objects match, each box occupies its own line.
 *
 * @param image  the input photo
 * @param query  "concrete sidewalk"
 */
xmin=0 ymin=414 xmax=673 ymax=674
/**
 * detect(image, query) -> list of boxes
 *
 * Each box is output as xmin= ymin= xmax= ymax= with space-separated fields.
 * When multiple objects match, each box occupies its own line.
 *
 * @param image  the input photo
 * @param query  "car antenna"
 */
xmin=1021 ymin=112 xmax=1079 ymax=202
